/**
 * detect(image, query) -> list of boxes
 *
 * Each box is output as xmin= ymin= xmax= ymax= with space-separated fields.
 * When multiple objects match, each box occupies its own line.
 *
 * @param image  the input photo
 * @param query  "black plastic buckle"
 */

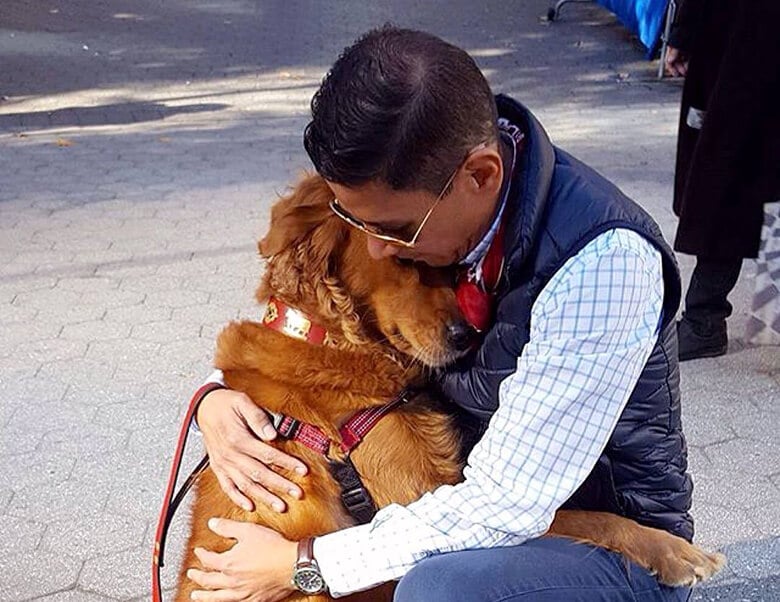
xmin=341 ymin=486 xmax=376 ymax=524
xmin=329 ymin=457 xmax=377 ymax=525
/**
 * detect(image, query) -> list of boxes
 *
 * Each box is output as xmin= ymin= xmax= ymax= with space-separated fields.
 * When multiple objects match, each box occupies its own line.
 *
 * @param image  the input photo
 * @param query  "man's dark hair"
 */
xmin=304 ymin=26 xmax=499 ymax=194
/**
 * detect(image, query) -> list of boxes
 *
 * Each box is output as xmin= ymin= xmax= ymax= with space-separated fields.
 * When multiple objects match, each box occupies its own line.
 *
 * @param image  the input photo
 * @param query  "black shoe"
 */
xmin=676 ymin=318 xmax=728 ymax=361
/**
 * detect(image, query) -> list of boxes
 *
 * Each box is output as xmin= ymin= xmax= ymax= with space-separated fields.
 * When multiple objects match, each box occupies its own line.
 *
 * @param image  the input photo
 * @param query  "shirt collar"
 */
xmin=459 ymin=125 xmax=520 ymax=267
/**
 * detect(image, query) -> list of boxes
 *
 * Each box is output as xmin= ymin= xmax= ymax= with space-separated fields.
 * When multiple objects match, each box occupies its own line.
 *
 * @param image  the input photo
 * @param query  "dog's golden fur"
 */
xmin=176 ymin=175 xmax=724 ymax=601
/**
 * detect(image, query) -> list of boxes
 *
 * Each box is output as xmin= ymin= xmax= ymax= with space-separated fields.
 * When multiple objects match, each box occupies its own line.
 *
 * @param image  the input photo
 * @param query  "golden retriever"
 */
xmin=176 ymin=174 xmax=725 ymax=601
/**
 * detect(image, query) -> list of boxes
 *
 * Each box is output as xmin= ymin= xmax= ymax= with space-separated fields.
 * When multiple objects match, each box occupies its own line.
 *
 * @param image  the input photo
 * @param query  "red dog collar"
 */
xmin=262 ymin=297 xmax=329 ymax=345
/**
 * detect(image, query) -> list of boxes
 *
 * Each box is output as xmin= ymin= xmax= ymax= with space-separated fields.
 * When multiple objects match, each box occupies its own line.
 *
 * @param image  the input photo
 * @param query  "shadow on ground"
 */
xmin=0 ymin=100 xmax=227 ymax=128
xmin=1 ymin=0 xmax=667 ymax=107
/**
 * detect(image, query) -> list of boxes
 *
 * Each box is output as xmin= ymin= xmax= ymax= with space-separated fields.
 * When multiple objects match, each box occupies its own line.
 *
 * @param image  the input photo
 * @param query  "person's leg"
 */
xmin=393 ymin=536 xmax=691 ymax=602
xmin=678 ymin=256 xmax=743 ymax=361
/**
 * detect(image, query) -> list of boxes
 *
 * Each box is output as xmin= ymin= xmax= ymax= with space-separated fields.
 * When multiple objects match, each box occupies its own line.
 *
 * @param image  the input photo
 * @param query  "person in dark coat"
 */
xmin=666 ymin=0 xmax=780 ymax=361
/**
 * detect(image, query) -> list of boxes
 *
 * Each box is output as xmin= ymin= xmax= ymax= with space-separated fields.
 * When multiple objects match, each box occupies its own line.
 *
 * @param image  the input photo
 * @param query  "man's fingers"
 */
xmin=206 ymin=517 xmax=251 ymax=539
xmin=239 ymin=400 xmax=278 ymax=441
xmin=221 ymin=465 xmax=286 ymax=513
xmin=246 ymin=440 xmax=308 ymax=477
xmin=251 ymin=468 xmax=303 ymax=503
xmin=190 ymin=587 xmax=243 ymax=601
xmin=187 ymin=568 xmax=239 ymax=590
xmin=220 ymin=454 xmax=300 ymax=512
xmin=234 ymin=472 xmax=288 ymax=513
xmin=194 ymin=546 xmax=228 ymax=570
xmin=213 ymin=469 xmax=255 ymax=512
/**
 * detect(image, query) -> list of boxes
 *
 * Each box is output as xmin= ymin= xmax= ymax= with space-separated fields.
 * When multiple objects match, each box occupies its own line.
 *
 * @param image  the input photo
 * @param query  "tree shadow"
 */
xmin=0 ymin=100 xmax=227 ymax=130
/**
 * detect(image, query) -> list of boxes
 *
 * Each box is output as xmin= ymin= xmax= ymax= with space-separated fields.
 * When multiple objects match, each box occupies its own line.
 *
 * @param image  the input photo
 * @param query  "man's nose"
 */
xmin=366 ymin=237 xmax=400 ymax=260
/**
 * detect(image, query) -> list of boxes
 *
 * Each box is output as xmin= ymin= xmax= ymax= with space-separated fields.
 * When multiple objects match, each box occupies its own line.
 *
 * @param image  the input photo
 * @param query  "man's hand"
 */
xmin=665 ymin=46 xmax=690 ymax=77
xmin=187 ymin=518 xmax=298 ymax=602
xmin=197 ymin=388 xmax=308 ymax=512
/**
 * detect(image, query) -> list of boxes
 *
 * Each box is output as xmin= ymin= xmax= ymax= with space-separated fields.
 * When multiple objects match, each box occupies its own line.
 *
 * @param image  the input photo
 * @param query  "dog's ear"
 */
xmin=259 ymin=174 xmax=336 ymax=257
xmin=256 ymin=173 xmax=353 ymax=317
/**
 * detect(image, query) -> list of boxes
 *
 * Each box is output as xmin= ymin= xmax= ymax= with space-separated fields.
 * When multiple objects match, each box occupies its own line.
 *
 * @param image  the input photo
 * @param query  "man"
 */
xmin=187 ymin=27 xmax=693 ymax=601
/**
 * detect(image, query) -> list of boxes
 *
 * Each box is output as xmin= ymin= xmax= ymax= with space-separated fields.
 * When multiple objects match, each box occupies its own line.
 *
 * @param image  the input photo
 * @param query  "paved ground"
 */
xmin=1 ymin=0 xmax=778 ymax=600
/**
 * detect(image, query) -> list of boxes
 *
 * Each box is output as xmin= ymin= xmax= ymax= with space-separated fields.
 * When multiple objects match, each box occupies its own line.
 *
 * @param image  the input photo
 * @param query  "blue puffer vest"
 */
xmin=440 ymin=95 xmax=694 ymax=541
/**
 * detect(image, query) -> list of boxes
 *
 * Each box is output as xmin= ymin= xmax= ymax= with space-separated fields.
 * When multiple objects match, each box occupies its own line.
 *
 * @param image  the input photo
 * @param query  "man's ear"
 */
xmin=259 ymin=174 xmax=336 ymax=257
xmin=464 ymin=146 xmax=503 ymax=195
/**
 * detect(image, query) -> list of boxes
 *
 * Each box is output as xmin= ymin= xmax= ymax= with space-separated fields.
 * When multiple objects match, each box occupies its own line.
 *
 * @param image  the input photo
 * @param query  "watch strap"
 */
xmin=292 ymin=537 xmax=327 ymax=595
xmin=297 ymin=537 xmax=316 ymax=565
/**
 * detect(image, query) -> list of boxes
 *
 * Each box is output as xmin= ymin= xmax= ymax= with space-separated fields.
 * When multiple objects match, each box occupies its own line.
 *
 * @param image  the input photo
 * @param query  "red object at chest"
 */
xmin=456 ymin=224 xmax=505 ymax=333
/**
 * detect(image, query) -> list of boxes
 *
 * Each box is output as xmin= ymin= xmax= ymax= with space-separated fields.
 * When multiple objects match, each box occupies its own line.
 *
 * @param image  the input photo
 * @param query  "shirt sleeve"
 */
xmin=314 ymin=229 xmax=665 ymax=597
xmin=189 ymin=369 xmax=226 ymax=433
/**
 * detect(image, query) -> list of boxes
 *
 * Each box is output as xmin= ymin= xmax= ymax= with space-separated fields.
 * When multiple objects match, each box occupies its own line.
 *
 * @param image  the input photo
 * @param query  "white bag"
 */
xmin=745 ymin=201 xmax=780 ymax=345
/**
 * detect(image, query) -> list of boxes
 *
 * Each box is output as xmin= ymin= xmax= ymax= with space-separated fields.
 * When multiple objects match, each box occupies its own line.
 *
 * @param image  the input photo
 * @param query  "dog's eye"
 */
xmin=394 ymin=258 xmax=416 ymax=267
xmin=418 ymin=265 xmax=458 ymax=288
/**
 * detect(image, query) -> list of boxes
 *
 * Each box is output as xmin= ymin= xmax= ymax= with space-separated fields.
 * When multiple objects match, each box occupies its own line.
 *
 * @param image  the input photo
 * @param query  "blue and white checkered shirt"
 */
xmin=314 ymin=227 xmax=664 ymax=597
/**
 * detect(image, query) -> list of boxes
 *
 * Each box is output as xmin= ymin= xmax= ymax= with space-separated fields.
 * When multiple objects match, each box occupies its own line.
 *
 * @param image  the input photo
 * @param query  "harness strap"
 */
xmin=329 ymin=456 xmax=378 ymax=524
xmin=339 ymin=390 xmax=413 ymax=452
xmin=276 ymin=416 xmax=331 ymax=455
xmin=272 ymin=389 xmax=415 ymax=524
xmin=274 ymin=389 xmax=414 ymax=456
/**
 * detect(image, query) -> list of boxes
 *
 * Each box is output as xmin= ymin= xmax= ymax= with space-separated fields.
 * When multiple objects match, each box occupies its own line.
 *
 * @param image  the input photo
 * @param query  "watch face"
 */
xmin=293 ymin=567 xmax=325 ymax=594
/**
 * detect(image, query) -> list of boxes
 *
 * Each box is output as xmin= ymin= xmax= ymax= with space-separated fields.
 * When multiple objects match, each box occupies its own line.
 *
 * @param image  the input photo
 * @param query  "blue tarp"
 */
xmin=597 ymin=0 xmax=669 ymax=58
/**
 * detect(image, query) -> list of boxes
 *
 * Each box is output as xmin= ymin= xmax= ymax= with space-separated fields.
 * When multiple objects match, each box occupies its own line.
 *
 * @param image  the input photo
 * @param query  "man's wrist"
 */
xmin=190 ymin=382 xmax=227 ymax=431
xmin=291 ymin=537 xmax=328 ymax=595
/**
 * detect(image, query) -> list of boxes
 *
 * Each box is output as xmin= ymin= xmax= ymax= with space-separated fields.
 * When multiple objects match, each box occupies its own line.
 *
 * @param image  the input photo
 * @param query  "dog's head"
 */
xmin=258 ymin=174 xmax=476 ymax=367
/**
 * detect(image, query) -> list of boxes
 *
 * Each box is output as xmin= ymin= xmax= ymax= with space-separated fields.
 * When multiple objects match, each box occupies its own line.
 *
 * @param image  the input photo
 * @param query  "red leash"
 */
xmin=152 ymin=382 xmax=224 ymax=602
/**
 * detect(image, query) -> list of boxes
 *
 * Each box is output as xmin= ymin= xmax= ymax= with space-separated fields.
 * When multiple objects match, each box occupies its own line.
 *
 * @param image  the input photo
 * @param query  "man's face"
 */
xmin=325 ymin=143 xmax=505 ymax=267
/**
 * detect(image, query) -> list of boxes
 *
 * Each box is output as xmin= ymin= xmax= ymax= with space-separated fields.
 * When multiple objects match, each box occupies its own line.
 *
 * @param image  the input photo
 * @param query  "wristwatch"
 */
xmin=291 ymin=537 xmax=328 ymax=595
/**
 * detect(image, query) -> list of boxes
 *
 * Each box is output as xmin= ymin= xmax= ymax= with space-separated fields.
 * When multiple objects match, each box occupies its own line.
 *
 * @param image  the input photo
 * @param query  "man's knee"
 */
xmin=394 ymin=555 xmax=463 ymax=602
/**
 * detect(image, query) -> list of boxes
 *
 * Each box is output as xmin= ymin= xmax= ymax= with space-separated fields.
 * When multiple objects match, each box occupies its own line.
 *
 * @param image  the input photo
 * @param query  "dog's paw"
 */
xmin=651 ymin=541 xmax=726 ymax=587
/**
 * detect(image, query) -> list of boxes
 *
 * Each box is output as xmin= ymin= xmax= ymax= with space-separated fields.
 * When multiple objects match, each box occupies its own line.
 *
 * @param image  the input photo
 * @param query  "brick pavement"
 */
xmin=1 ymin=1 xmax=778 ymax=600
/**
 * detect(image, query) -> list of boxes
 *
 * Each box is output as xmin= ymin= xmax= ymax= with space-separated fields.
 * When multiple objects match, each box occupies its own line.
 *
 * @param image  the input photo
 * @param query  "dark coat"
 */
xmin=670 ymin=0 xmax=780 ymax=260
xmin=440 ymin=96 xmax=693 ymax=541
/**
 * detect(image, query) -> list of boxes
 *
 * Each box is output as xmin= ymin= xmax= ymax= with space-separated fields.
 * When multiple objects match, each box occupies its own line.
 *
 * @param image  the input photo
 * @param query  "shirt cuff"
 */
xmin=189 ymin=370 xmax=226 ymax=434
xmin=204 ymin=369 xmax=225 ymax=387
xmin=312 ymin=527 xmax=380 ymax=598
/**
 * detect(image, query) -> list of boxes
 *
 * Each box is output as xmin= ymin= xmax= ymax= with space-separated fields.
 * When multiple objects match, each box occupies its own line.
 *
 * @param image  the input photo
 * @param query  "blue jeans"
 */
xmin=394 ymin=536 xmax=692 ymax=602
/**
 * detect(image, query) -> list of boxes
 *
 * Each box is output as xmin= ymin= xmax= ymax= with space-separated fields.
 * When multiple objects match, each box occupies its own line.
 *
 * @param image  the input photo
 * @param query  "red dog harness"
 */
xmin=152 ymin=299 xmax=411 ymax=601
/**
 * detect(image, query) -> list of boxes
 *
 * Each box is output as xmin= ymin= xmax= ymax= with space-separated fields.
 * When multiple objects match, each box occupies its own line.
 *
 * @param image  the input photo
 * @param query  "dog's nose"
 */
xmin=446 ymin=320 xmax=478 ymax=352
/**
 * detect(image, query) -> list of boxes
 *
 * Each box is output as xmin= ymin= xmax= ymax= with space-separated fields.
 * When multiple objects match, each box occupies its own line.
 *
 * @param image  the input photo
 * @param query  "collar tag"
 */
xmin=262 ymin=298 xmax=328 ymax=345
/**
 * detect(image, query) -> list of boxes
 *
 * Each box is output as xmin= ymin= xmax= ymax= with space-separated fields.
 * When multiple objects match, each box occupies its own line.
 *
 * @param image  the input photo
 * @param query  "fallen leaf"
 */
xmin=55 ymin=137 xmax=74 ymax=147
xmin=158 ymin=136 xmax=171 ymax=143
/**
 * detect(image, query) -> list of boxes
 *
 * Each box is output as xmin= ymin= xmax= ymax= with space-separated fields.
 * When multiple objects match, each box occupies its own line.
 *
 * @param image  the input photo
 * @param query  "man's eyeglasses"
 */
xmin=329 ymin=143 xmax=487 ymax=248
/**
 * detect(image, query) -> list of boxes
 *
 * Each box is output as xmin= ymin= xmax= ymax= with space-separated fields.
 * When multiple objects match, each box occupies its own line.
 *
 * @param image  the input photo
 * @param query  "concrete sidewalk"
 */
xmin=1 ymin=1 xmax=778 ymax=600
